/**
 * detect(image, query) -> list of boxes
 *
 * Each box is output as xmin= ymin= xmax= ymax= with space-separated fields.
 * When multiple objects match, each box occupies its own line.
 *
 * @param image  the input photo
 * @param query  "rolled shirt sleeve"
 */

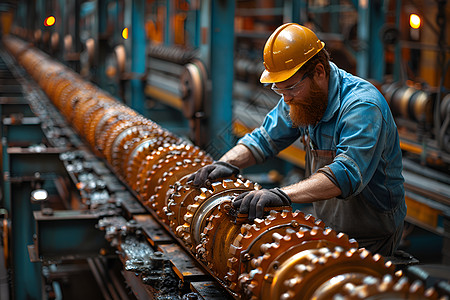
xmin=327 ymin=101 xmax=386 ymax=198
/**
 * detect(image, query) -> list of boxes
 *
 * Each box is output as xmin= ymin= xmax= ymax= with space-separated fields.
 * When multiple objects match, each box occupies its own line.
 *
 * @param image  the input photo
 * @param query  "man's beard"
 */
xmin=289 ymin=79 xmax=328 ymax=127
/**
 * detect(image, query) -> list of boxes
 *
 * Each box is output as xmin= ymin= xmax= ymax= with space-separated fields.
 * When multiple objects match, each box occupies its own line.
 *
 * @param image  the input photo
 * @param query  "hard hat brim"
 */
xmin=260 ymin=41 xmax=325 ymax=84
xmin=260 ymin=64 xmax=303 ymax=84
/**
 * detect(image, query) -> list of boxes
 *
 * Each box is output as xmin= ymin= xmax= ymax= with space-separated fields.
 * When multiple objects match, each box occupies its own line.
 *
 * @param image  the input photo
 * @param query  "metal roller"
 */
xmin=3 ymin=35 xmax=445 ymax=300
xmin=383 ymin=83 xmax=434 ymax=124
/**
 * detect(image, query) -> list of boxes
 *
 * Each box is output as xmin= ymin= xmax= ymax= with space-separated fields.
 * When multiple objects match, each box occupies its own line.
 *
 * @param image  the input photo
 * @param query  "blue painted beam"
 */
xmin=207 ymin=0 xmax=235 ymax=159
xmin=7 ymin=150 xmax=66 ymax=300
xmin=165 ymin=0 xmax=173 ymax=45
xmin=393 ymin=0 xmax=402 ymax=82
xmin=10 ymin=183 xmax=42 ymax=300
xmin=129 ymin=0 xmax=146 ymax=114
xmin=356 ymin=0 xmax=386 ymax=81
xmin=356 ymin=0 xmax=369 ymax=78
xmin=283 ymin=0 xmax=301 ymax=23
xmin=369 ymin=1 xmax=385 ymax=82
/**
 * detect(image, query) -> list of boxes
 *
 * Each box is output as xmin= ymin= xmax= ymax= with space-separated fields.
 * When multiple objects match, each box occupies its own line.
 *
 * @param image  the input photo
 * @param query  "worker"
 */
xmin=188 ymin=23 xmax=406 ymax=256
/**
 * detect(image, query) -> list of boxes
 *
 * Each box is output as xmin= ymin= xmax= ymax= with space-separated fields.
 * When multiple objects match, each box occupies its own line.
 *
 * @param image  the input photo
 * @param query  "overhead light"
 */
xmin=409 ymin=13 xmax=421 ymax=29
xmin=44 ymin=16 xmax=56 ymax=27
xmin=31 ymin=189 xmax=48 ymax=202
xmin=122 ymin=27 xmax=128 ymax=40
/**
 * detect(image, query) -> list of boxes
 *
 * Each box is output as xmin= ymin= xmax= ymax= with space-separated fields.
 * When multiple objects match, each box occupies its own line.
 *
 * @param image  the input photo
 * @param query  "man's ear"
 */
xmin=315 ymin=63 xmax=326 ymax=79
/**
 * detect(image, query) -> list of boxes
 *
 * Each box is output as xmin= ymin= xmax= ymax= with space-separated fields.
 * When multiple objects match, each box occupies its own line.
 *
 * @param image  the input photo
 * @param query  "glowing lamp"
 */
xmin=409 ymin=14 xmax=421 ymax=29
xmin=31 ymin=189 xmax=48 ymax=202
xmin=44 ymin=16 xmax=56 ymax=27
xmin=122 ymin=27 xmax=128 ymax=40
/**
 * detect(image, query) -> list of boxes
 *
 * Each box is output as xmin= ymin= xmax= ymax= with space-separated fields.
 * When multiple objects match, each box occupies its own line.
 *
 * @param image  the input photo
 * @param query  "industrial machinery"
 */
xmin=1 ymin=35 xmax=449 ymax=300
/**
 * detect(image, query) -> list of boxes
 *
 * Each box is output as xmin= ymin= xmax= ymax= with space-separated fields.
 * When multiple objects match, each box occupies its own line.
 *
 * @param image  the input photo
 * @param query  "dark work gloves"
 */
xmin=232 ymin=188 xmax=292 ymax=222
xmin=187 ymin=161 xmax=240 ymax=187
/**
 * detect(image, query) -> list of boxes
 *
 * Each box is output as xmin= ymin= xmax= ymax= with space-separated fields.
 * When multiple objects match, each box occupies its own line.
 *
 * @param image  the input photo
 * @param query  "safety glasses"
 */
xmin=271 ymin=72 xmax=310 ymax=97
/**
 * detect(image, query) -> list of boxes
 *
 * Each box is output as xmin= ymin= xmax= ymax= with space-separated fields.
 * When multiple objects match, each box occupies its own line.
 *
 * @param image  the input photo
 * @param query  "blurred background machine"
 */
xmin=0 ymin=0 xmax=449 ymax=299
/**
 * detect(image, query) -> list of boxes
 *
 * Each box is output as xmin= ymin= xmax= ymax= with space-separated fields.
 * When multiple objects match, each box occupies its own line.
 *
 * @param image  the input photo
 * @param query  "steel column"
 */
xmin=6 ymin=150 xmax=66 ymax=300
xmin=393 ymin=0 xmax=402 ymax=82
xmin=283 ymin=0 xmax=301 ymax=23
xmin=10 ymin=181 xmax=43 ymax=300
xmin=199 ymin=0 xmax=211 ymax=65
xmin=207 ymin=0 xmax=235 ymax=159
xmin=356 ymin=0 xmax=386 ymax=81
xmin=368 ymin=0 xmax=386 ymax=81
xmin=164 ymin=0 xmax=174 ymax=46
xmin=356 ymin=0 xmax=369 ymax=78
xmin=96 ymin=0 xmax=109 ymax=91
xmin=185 ymin=2 xmax=200 ymax=48
xmin=126 ymin=0 xmax=146 ymax=114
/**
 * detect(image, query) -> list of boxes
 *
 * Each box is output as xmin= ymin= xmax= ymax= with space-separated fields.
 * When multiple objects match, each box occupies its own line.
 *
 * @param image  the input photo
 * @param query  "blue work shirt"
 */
xmin=238 ymin=62 xmax=406 ymax=227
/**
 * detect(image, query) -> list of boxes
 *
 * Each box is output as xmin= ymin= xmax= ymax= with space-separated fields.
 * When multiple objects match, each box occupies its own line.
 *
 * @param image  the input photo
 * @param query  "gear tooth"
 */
xmin=385 ymin=260 xmax=393 ymax=269
xmin=282 ymin=234 xmax=292 ymax=244
xmin=304 ymin=214 xmax=316 ymax=223
xmin=294 ymin=264 xmax=308 ymax=275
xmin=187 ymin=203 xmax=198 ymax=212
xmin=292 ymin=210 xmax=304 ymax=218
xmin=241 ymin=224 xmax=252 ymax=235
xmin=254 ymin=218 xmax=264 ymax=226
xmin=229 ymin=244 xmax=240 ymax=255
xmin=326 ymin=229 xmax=339 ymax=241
xmin=280 ymin=210 xmax=289 ymax=218
xmin=360 ymin=285 xmax=373 ymax=298
xmin=323 ymin=227 xmax=333 ymax=235
xmin=175 ymin=225 xmax=185 ymax=238
xmin=394 ymin=277 xmax=410 ymax=293
xmin=184 ymin=212 xmax=193 ymax=223
xmin=184 ymin=235 xmax=192 ymax=244
xmin=252 ymin=255 xmax=265 ymax=268
xmin=337 ymin=232 xmax=351 ymax=245
xmin=244 ymin=180 xmax=253 ymax=188
xmin=272 ymin=232 xmax=284 ymax=243
xmin=346 ymin=248 xmax=357 ymax=257
xmin=222 ymin=180 xmax=232 ymax=189
xmin=280 ymin=291 xmax=294 ymax=300
xmin=266 ymin=212 xmax=277 ymax=223
xmin=260 ymin=243 xmax=271 ymax=254
xmin=284 ymin=276 xmax=301 ymax=289
xmin=372 ymin=253 xmax=382 ymax=262
xmin=348 ymin=238 xmax=358 ymax=247
xmin=269 ymin=210 xmax=278 ymax=218
xmin=424 ymin=287 xmax=438 ymax=298
xmin=342 ymin=282 xmax=356 ymax=295
xmin=227 ymin=257 xmax=238 ymax=268
xmin=230 ymin=237 xmax=244 ymax=248
xmin=285 ymin=228 xmax=296 ymax=236
xmin=410 ymin=280 xmax=424 ymax=294
xmin=379 ymin=274 xmax=395 ymax=292
xmin=315 ymin=219 xmax=326 ymax=228
xmin=299 ymin=226 xmax=309 ymax=233
xmin=234 ymin=233 xmax=244 ymax=245
xmin=310 ymin=227 xmax=320 ymax=237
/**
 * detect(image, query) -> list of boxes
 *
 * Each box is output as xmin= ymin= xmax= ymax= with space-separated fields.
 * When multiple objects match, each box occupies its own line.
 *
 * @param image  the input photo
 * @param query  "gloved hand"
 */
xmin=187 ymin=161 xmax=240 ymax=187
xmin=232 ymin=188 xmax=291 ymax=222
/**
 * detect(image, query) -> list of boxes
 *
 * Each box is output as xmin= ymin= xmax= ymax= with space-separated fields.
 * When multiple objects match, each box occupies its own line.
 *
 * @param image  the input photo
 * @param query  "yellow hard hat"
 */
xmin=260 ymin=23 xmax=325 ymax=83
